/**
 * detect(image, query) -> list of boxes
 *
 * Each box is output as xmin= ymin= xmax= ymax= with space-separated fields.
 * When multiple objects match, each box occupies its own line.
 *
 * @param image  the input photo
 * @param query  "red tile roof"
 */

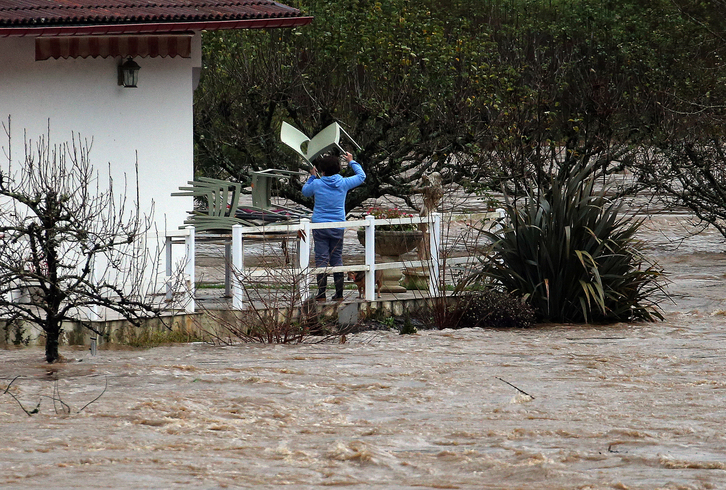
xmin=0 ymin=0 xmax=312 ymax=35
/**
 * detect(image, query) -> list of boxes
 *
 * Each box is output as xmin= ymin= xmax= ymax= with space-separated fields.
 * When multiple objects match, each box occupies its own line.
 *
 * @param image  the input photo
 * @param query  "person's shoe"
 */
xmin=332 ymin=295 xmax=345 ymax=302
xmin=315 ymin=295 xmax=326 ymax=302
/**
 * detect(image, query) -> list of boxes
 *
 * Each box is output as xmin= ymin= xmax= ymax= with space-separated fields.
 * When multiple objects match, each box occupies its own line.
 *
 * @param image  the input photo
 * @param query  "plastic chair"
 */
xmin=280 ymin=121 xmax=311 ymax=161
xmin=280 ymin=121 xmax=361 ymax=163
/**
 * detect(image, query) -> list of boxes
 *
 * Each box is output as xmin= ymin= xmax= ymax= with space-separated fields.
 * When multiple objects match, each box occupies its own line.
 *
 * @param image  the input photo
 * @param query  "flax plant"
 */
xmin=472 ymin=163 xmax=664 ymax=323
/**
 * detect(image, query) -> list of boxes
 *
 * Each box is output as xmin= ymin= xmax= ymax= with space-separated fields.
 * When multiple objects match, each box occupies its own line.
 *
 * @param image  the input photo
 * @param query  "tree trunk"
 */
xmin=44 ymin=321 xmax=61 ymax=363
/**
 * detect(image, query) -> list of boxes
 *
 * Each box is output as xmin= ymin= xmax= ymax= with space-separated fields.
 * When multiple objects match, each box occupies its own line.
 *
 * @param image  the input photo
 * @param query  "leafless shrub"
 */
xmin=197 ymin=238 xmax=353 ymax=344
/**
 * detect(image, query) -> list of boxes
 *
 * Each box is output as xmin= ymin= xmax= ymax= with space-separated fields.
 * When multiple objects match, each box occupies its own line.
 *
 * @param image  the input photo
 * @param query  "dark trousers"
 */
xmin=313 ymin=228 xmax=345 ymax=299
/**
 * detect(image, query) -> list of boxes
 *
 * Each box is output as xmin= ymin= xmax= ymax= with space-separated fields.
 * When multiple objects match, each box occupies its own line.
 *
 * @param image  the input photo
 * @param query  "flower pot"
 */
xmin=357 ymin=230 xmax=422 ymax=292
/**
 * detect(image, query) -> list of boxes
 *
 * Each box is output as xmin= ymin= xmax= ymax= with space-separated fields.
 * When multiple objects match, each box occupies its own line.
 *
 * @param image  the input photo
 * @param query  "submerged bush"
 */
xmin=410 ymin=291 xmax=535 ymax=330
xmin=471 ymin=163 xmax=665 ymax=323
xmin=458 ymin=290 xmax=536 ymax=329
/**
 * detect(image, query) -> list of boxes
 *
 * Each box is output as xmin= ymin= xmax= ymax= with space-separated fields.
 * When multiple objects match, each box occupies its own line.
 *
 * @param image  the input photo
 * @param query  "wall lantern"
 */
xmin=118 ymin=57 xmax=141 ymax=88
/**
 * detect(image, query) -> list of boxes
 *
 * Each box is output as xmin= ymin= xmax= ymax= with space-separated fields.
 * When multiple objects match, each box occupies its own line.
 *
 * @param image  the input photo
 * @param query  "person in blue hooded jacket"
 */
xmin=302 ymin=152 xmax=366 ymax=301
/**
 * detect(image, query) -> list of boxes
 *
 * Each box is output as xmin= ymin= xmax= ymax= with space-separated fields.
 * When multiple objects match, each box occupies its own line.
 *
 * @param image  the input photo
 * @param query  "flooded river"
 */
xmin=2 ymin=214 xmax=726 ymax=489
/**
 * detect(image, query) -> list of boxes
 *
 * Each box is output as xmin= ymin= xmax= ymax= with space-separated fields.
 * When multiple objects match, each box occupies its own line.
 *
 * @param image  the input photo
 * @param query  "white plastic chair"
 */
xmin=306 ymin=122 xmax=341 ymax=161
xmin=280 ymin=121 xmax=311 ymax=162
xmin=280 ymin=121 xmax=362 ymax=163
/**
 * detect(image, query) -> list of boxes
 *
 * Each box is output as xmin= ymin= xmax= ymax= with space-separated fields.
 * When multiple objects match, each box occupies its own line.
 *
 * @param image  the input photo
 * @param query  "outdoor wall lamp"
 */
xmin=118 ymin=57 xmax=140 ymax=88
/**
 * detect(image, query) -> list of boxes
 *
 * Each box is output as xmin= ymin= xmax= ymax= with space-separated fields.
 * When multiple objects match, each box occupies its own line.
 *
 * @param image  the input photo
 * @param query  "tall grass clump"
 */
xmin=470 ymin=162 xmax=665 ymax=323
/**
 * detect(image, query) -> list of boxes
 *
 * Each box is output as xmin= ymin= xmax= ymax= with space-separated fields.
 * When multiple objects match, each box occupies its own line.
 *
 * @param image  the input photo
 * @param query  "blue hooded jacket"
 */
xmin=302 ymin=161 xmax=366 ymax=223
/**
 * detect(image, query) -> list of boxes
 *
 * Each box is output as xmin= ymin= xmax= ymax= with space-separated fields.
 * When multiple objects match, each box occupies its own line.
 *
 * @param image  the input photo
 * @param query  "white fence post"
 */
xmin=299 ymin=218 xmax=311 ymax=302
xmin=429 ymin=212 xmax=441 ymax=298
xmin=365 ymin=214 xmax=376 ymax=301
xmin=165 ymin=235 xmax=173 ymax=302
xmin=494 ymin=208 xmax=506 ymax=232
xmin=224 ymin=243 xmax=232 ymax=298
xmin=232 ymin=224 xmax=244 ymax=310
xmin=184 ymin=226 xmax=196 ymax=313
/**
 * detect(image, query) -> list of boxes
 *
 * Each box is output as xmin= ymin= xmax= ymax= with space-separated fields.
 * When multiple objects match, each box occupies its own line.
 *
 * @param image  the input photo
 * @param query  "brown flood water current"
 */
xmin=2 ymin=214 xmax=726 ymax=489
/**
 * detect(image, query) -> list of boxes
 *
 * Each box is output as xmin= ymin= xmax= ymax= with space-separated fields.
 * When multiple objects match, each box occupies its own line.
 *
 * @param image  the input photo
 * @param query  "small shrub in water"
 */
xmin=382 ymin=316 xmax=396 ymax=329
xmin=399 ymin=314 xmax=418 ymax=335
xmin=458 ymin=290 xmax=536 ymax=329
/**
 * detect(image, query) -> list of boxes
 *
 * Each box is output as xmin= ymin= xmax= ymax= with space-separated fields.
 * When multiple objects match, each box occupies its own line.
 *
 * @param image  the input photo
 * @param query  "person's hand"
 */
xmin=310 ymin=166 xmax=319 ymax=178
xmin=344 ymin=152 xmax=354 ymax=163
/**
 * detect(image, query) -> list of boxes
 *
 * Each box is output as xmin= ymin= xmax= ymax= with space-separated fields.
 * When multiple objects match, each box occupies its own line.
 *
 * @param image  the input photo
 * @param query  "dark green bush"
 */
xmin=458 ymin=290 xmax=536 ymax=329
xmin=470 ymin=162 xmax=665 ymax=323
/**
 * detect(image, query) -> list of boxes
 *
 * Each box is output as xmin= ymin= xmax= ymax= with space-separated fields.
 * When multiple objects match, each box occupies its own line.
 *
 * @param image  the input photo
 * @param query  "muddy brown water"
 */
xmin=2 ymin=213 xmax=726 ymax=489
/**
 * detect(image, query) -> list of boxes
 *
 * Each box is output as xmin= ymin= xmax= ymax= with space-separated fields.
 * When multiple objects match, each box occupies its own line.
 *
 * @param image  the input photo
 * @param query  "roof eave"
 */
xmin=0 ymin=16 xmax=313 ymax=37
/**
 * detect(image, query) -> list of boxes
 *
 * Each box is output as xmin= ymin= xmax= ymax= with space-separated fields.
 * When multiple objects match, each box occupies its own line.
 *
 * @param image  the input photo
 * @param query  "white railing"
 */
xmin=165 ymin=210 xmax=505 ymax=312
xmin=233 ymin=213 xmax=441 ymax=308
xmin=165 ymin=226 xmax=196 ymax=314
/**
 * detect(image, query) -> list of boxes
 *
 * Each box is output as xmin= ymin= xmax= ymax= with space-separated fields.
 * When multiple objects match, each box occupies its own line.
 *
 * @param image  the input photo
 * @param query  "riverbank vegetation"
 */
xmin=195 ymin=0 xmax=725 ymax=214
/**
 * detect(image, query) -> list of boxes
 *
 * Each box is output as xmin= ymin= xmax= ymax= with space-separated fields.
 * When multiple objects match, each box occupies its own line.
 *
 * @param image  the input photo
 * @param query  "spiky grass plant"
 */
xmin=472 ymin=162 xmax=665 ymax=323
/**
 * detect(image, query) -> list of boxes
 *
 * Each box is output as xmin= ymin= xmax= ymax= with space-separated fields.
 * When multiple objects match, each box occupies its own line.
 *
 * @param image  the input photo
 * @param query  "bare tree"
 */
xmin=637 ymin=136 xmax=726 ymax=236
xmin=0 ymin=118 xmax=179 ymax=363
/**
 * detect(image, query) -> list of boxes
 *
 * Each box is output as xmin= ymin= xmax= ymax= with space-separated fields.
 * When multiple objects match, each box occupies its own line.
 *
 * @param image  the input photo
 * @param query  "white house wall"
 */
xmin=0 ymin=35 xmax=196 ymax=233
